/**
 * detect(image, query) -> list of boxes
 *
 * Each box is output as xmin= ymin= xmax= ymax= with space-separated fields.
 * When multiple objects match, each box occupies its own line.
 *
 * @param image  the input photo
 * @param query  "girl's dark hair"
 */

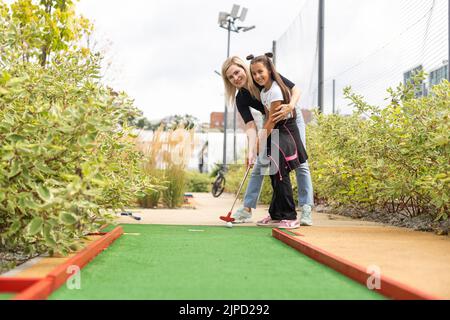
xmin=247 ymin=53 xmax=291 ymax=104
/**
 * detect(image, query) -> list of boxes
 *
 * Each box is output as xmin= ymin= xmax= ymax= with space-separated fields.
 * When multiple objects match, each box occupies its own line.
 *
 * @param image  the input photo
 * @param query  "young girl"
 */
xmin=249 ymin=53 xmax=308 ymax=229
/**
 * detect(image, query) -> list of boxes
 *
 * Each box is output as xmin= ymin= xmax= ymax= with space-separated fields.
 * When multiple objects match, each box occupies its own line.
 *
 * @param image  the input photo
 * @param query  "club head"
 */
xmin=220 ymin=212 xmax=235 ymax=223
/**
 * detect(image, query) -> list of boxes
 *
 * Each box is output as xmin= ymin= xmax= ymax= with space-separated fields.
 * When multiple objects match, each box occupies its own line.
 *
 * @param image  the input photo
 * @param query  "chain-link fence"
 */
xmin=276 ymin=0 xmax=449 ymax=114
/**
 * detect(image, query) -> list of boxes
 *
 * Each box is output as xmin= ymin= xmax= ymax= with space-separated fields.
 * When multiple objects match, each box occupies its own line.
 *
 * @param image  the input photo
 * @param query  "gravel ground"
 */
xmin=0 ymin=251 xmax=34 ymax=275
xmin=315 ymin=203 xmax=449 ymax=235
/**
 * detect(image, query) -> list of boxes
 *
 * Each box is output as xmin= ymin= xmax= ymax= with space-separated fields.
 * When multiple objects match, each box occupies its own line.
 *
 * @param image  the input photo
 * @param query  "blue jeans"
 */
xmin=243 ymin=109 xmax=314 ymax=208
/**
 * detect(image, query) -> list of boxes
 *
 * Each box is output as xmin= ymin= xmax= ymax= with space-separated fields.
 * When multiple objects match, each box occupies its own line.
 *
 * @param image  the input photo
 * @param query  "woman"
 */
xmin=221 ymin=56 xmax=314 ymax=226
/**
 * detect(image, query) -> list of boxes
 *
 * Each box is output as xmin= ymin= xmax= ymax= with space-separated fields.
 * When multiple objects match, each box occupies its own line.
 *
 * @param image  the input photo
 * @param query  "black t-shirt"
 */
xmin=236 ymin=74 xmax=295 ymax=124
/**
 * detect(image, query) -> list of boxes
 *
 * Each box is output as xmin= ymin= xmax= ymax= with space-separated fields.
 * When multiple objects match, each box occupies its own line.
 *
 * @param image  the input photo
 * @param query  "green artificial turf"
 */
xmin=0 ymin=293 xmax=14 ymax=300
xmin=50 ymin=224 xmax=385 ymax=300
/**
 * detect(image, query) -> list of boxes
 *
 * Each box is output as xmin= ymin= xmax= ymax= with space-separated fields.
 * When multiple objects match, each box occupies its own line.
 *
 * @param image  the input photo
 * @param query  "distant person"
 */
xmin=221 ymin=55 xmax=314 ymax=226
xmin=198 ymin=141 xmax=208 ymax=173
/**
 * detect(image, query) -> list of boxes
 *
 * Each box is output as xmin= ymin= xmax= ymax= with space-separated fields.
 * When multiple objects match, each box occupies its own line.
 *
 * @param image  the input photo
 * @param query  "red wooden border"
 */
xmin=12 ymin=278 xmax=53 ymax=300
xmin=1 ymin=226 xmax=123 ymax=300
xmin=46 ymin=226 xmax=123 ymax=291
xmin=0 ymin=278 xmax=41 ymax=293
xmin=273 ymin=228 xmax=441 ymax=300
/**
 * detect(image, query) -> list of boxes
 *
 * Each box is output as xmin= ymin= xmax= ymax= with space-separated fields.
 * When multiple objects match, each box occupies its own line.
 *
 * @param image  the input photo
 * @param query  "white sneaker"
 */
xmin=232 ymin=207 xmax=253 ymax=224
xmin=300 ymin=205 xmax=313 ymax=226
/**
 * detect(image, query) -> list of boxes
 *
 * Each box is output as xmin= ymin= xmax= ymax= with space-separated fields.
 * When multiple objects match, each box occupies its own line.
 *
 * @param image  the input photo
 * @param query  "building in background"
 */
xmin=209 ymin=111 xmax=246 ymax=131
xmin=403 ymin=61 xmax=449 ymax=98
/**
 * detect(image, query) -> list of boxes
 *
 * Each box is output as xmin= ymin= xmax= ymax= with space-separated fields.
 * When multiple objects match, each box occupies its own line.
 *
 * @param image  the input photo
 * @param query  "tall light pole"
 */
xmin=218 ymin=5 xmax=255 ymax=166
xmin=318 ymin=0 xmax=325 ymax=113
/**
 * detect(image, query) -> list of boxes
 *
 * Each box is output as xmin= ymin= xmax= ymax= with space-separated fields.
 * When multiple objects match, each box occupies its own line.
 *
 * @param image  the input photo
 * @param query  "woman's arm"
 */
xmin=245 ymin=121 xmax=258 ymax=165
xmin=272 ymin=86 xmax=300 ymax=123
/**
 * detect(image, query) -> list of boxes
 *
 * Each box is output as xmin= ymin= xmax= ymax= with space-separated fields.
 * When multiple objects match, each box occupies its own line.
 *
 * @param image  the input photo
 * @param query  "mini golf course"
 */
xmin=49 ymin=224 xmax=384 ymax=300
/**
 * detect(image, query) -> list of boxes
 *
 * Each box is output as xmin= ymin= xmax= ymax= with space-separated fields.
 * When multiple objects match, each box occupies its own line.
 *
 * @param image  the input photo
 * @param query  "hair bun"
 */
xmin=246 ymin=54 xmax=254 ymax=61
xmin=265 ymin=52 xmax=274 ymax=58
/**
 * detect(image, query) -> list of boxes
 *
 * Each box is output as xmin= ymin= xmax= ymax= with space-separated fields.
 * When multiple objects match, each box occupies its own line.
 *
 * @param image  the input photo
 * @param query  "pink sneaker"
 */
xmin=256 ymin=215 xmax=281 ymax=227
xmin=278 ymin=220 xmax=300 ymax=229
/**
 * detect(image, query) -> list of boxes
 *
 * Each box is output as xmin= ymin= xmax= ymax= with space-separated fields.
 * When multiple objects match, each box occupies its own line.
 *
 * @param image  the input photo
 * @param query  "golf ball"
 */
xmin=226 ymin=222 xmax=233 ymax=228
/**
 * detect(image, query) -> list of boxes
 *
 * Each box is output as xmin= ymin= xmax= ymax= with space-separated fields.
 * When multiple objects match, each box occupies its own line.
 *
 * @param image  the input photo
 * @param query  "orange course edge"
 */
xmin=272 ymin=228 xmax=441 ymax=300
xmin=1 ymin=226 xmax=123 ymax=300
xmin=0 ymin=278 xmax=41 ymax=292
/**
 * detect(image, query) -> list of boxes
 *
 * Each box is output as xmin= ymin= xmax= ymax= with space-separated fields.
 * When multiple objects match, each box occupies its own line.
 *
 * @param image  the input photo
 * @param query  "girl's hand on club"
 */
xmin=272 ymin=103 xmax=295 ymax=123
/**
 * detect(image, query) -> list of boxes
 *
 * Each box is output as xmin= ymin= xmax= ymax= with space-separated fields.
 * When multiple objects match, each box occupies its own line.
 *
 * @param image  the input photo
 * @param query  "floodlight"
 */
xmin=242 ymin=25 xmax=255 ymax=32
xmin=230 ymin=4 xmax=240 ymax=19
xmin=239 ymin=7 xmax=248 ymax=22
xmin=218 ymin=12 xmax=229 ymax=24
xmin=217 ymin=4 xmax=255 ymax=166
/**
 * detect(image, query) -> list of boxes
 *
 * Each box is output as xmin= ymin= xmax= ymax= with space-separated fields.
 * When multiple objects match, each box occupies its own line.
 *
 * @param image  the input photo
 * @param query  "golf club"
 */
xmin=120 ymin=211 xmax=142 ymax=221
xmin=220 ymin=165 xmax=252 ymax=223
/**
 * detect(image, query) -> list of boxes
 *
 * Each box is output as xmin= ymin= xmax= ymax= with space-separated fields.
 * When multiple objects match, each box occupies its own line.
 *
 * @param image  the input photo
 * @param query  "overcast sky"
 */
xmin=75 ymin=0 xmax=306 ymax=123
xmin=6 ymin=0 xmax=441 ymax=121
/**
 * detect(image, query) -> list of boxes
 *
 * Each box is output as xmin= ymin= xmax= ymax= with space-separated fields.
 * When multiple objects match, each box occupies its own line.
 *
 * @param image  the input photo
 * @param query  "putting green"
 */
xmin=49 ymin=224 xmax=385 ymax=300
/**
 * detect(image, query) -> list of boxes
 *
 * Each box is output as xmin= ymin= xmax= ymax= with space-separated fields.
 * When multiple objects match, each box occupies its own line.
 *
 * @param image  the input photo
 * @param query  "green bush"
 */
xmin=185 ymin=171 xmax=211 ymax=193
xmin=137 ymin=169 xmax=165 ymax=208
xmin=209 ymin=163 xmax=221 ymax=178
xmin=307 ymin=76 xmax=449 ymax=220
xmin=138 ymin=189 xmax=161 ymax=208
xmin=161 ymin=165 xmax=186 ymax=208
xmin=0 ymin=0 xmax=158 ymax=257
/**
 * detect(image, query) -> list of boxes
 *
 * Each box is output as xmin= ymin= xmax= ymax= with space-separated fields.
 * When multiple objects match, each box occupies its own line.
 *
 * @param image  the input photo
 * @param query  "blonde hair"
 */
xmin=221 ymin=56 xmax=261 ymax=107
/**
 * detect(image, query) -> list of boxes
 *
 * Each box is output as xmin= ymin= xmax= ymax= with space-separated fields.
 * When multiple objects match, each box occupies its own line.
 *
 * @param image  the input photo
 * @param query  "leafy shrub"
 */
xmin=137 ymin=169 xmax=165 ymax=208
xmin=209 ymin=163 xmax=222 ymax=178
xmin=161 ymin=165 xmax=186 ymax=208
xmin=185 ymin=171 xmax=211 ymax=193
xmin=0 ymin=0 xmax=158 ymax=257
xmin=308 ymin=77 xmax=449 ymax=220
xmin=138 ymin=189 xmax=161 ymax=208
